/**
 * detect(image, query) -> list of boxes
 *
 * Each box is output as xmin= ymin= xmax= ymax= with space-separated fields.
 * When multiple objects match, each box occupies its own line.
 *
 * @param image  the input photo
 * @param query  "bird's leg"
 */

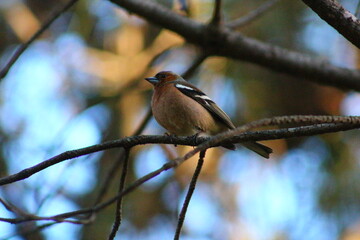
xmin=191 ymin=133 xmax=200 ymax=147
xmin=192 ymin=127 xmax=205 ymax=147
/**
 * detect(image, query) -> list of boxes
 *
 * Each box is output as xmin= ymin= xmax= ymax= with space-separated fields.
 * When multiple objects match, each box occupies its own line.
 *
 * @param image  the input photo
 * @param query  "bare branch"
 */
xmin=0 ymin=213 xmax=90 ymax=224
xmin=301 ymin=0 xmax=360 ymax=49
xmin=211 ymin=0 xmax=223 ymax=25
xmin=0 ymin=116 xmax=359 ymax=226
xmin=0 ymin=198 xmax=25 ymax=216
xmin=182 ymin=53 xmax=208 ymax=79
xmin=174 ymin=150 xmax=206 ymax=240
xmin=9 ymin=122 xmax=360 ymax=223
xmin=108 ymin=149 xmax=130 ymax=240
xmin=133 ymin=109 xmax=153 ymax=136
xmin=0 ymin=0 xmax=79 ymax=80
xmin=0 ymin=222 xmax=57 ymax=240
xmin=0 ymin=198 xmax=86 ymax=224
xmin=1 ymin=115 xmax=360 ymax=187
xmin=170 ymin=116 xmax=360 ymax=166
xmin=1 ymin=120 xmax=360 ymax=224
xmin=46 ymin=159 xmax=176 ymax=221
xmin=227 ymin=0 xmax=282 ymax=29
xmin=110 ymin=0 xmax=360 ymax=92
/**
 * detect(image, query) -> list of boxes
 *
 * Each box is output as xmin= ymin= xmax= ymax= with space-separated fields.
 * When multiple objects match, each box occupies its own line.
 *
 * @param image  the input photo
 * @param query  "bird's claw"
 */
xmin=191 ymin=132 xmax=201 ymax=147
xmin=165 ymin=132 xmax=177 ymax=147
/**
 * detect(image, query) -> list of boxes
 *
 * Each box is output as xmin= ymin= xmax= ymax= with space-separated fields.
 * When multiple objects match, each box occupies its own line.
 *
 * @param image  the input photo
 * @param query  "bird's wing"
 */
xmin=174 ymin=82 xmax=235 ymax=129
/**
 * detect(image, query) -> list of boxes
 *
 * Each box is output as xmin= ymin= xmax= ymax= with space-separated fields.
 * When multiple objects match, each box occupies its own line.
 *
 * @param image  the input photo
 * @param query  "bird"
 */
xmin=145 ymin=71 xmax=272 ymax=158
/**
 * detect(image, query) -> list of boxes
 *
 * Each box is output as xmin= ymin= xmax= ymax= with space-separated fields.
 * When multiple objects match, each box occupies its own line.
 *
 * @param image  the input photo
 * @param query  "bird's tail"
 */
xmin=241 ymin=141 xmax=273 ymax=159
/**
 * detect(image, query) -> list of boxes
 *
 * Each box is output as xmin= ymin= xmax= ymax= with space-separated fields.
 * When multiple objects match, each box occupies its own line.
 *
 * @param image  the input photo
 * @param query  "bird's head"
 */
xmin=145 ymin=71 xmax=180 ymax=87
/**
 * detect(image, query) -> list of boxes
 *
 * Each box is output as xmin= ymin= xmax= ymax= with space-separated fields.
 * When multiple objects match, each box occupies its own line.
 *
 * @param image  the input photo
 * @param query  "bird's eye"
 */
xmin=158 ymin=74 xmax=166 ymax=79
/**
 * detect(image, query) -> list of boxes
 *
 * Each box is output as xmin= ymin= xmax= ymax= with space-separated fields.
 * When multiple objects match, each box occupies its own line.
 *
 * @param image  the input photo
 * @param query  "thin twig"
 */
xmin=182 ymin=53 xmax=208 ymax=79
xmin=174 ymin=150 xmax=206 ymax=240
xmin=108 ymin=149 xmax=130 ymax=240
xmin=92 ymin=108 xmax=153 ymax=220
xmin=47 ymin=159 xmax=176 ymax=221
xmin=0 ymin=198 xmax=25 ymax=216
xmin=0 ymin=0 xmax=79 ymax=80
xmin=34 ymin=155 xmax=89 ymax=214
xmin=210 ymin=0 xmax=223 ymax=25
xmin=0 ymin=222 xmax=57 ymax=240
xmin=227 ymin=0 xmax=281 ymax=29
xmin=134 ymin=109 xmax=153 ymax=135
xmin=0 ymin=215 xmax=90 ymax=224
xmin=94 ymin=152 xmax=125 ymax=205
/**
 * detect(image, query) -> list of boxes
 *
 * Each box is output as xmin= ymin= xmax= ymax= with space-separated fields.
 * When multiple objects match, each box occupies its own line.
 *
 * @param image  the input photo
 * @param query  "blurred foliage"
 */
xmin=0 ymin=0 xmax=360 ymax=239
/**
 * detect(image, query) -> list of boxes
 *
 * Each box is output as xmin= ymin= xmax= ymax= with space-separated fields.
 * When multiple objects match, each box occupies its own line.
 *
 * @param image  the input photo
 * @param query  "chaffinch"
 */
xmin=145 ymin=71 xmax=272 ymax=158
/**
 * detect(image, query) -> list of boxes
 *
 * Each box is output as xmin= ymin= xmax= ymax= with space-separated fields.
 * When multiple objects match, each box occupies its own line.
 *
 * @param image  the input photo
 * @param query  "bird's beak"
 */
xmin=145 ymin=76 xmax=159 ymax=85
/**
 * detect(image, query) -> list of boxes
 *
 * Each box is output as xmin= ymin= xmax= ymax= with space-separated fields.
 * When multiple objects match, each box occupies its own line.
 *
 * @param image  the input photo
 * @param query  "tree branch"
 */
xmin=109 ymin=0 xmax=360 ymax=92
xmin=169 ymin=116 xmax=360 ymax=167
xmin=210 ymin=0 xmax=223 ymax=25
xmin=0 ymin=0 xmax=79 ymax=80
xmin=301 ymin=0 xmax=360 ymax=49
xmin=108 ymin=149 xmax=130 ymax=240
xmin=2 ymin=121 xmax=359 ymax=224
xmin=1 ymin=115 xmax=360 ymax=187
xmin=174 ymin=150 xmax=206 ymax=240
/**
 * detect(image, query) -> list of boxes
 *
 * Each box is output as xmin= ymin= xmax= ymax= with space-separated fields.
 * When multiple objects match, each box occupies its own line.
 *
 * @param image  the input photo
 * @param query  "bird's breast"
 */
xmin=151 ymin=88 xmax=223 ymax=136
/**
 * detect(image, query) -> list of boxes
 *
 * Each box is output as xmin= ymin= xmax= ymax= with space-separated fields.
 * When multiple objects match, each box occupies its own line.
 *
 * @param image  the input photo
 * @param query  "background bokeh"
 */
xmin=0 ymin=0 xmax=360 ymax=239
